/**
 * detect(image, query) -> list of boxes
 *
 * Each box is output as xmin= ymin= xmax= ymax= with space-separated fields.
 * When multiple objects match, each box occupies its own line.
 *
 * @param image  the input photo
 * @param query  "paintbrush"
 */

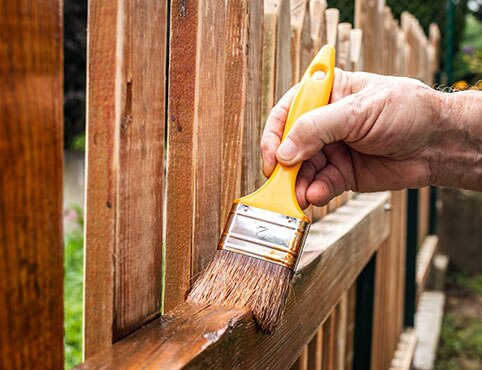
xmin=187 ymin=45 xmax=335 ymax=332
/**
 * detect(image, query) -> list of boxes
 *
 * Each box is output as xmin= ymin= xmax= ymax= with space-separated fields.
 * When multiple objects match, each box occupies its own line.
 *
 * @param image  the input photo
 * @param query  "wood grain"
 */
xmin=85 ymin=0 xmax=167 ymax=356
xmin=222 ymin=0 xmax=264 ymax=223
xmin=322 ymin=310 xmax=336 ymax=370
xmin=242 ymin=0 xmax=264 ymax=195
xmin=0 ymin=1 xmax=64 ymax=368
xmin=371 ymin=191 xmax=407 ymax=370
xmin=290 ymin=0 xmax=312 ymax=84
xmin=309 ymin=0 xmax=327 ymax=54
xmin=164 ymin=0 xmax=225 ymax=311
xmin=76 ymin=192 xmax=391 ymax=369
xmin=308 ymin=327 xmax=324 ymax=370
xmin=355 ymin=0 xmax=384 ymax=73
xmin=261 ymin=0 xmax=292 ymax=135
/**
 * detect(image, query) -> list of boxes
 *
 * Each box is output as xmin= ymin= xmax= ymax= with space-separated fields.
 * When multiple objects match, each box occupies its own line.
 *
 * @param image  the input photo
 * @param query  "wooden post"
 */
xmin=349 ymin=29 xmax=363 ymax=71
xmin=242 ymin=1 xmax=264 ymax=195
xmin=355 ymin=0 xmax=385 ymax=73
xmin=261 ymin=0 xmax=292 ymax=128
xmin=85 ymin=0 xmax=168 ymax=356
xmin=309 ymin=0 xmax=327 ymax=54
xmin=325 ymin=8 xmax=339 ymax=47
xmin=337 ymin=23 xmax=352 ymax=70
xmin=0 ymin=2 xmax=64 ymax=368
xmin=308 ymin=327 xmax=324 ymax=369
xmin=290 ymin=0 xmax=312 ymax=84
xmin=164 ymin=0 xmax=225 ymax=311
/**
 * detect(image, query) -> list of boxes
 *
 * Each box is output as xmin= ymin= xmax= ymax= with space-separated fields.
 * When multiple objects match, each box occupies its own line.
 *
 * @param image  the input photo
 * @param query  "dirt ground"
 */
xmin=435 ymin=268 xmax=482 ymax=370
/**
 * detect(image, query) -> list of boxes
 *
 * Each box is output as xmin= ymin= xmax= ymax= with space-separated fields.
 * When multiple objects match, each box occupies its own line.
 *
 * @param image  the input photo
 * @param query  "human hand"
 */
xmin=260 ymin=68 xmax=447 ymax=208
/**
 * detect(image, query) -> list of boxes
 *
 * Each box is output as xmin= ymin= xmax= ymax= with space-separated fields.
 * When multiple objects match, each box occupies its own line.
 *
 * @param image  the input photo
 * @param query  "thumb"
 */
xmin=276 ymin=96 xmax=359 ymax=166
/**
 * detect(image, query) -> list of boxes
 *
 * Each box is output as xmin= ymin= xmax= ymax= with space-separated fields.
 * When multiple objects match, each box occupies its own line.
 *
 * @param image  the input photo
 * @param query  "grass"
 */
xmin=64 ymin=206 xmax=84 ymax=369
xmin=435 ymin=269 xmax=482 ymax=370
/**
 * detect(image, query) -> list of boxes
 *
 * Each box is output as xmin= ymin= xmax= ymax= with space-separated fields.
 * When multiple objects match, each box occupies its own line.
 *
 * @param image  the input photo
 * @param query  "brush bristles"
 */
xmin=187 ymin=250 xmax=293 ymax=333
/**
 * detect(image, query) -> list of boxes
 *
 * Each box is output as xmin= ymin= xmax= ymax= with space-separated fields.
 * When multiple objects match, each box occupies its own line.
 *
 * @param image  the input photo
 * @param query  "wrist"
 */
xmin=429 ymin=90 xmax=482 ymax=190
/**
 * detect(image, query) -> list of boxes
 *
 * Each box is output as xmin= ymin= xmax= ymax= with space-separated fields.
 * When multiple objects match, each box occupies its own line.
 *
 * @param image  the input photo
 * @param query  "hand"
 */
xmin=261 ymin=68 xmax=448 ymax=208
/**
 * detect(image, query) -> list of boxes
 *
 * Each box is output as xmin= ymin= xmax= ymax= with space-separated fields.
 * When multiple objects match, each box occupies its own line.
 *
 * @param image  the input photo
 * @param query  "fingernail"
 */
xmin=278 ymin=139 xmax=297 ymax=161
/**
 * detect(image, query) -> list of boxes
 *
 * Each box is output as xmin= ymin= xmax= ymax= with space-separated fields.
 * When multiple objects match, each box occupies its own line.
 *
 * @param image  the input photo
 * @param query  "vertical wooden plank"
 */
xmin=242 ymin=0 xmax=264 ymax=195
xmin=85 ymin=0 xmax=167 ymax=354
xmin=325 ymin=8 xmax=339 ymax=47
xmin=333 ymin=294 xmax=348 ymax=370
xmin=349 ymin=29 xmax=363 ymax=71
xmin=355 ymin=0 xmax=384 ymax=73
xmin=114 ymin=0 xmax=167 ymax=340
xmin=164 ymin=0 xmax=225 ymax=310
xmin=337 ymin=23 xmax=352 ymax=70
xmin=322 ymin=310 xmax=336 ymax=370
xmin=221 ymin=0 xmax=249 ymax=224
xmin=0 ymin=1 xmax=64 ymax=368
xmin=344 ymin=285 xmax=357 ymax=370
xmin=84 ymin=0 xmax=119 ymax=356
xmin=417 ymin=186 xmax=430 ymax=247
xmin=260 ymin=0 xmax=291 ymax=183
xmin=308 ymin=327 xmax=324 ymax=370
xmin=309 ymin=0 xmax=327 ymax=54
xmin=290 ymin=0 xmax=313 ymax=83
xmin=261 ymin=0 xmax=292 ymax=130
xmin=291 ymin=345 xmax=309 ymax=370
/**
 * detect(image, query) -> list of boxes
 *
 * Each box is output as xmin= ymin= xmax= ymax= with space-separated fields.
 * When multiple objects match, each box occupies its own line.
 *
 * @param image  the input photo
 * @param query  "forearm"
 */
xmin=431 ymin=90 xmax=482 ymax=190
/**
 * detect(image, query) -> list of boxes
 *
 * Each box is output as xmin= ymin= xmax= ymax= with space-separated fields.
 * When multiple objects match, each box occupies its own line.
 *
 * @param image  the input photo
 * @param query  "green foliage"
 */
xmin=447 ymin=270 xmax=482 ymax=296
xmin=453 ymin=13 xmax=482 ymax=82
xmin=70 ymin=133 xmax=86 ymax=151
xmin=435 ymin=270 xmax=482 ymax=370
xmin=64 ymin=206 xmax=84 ymax=369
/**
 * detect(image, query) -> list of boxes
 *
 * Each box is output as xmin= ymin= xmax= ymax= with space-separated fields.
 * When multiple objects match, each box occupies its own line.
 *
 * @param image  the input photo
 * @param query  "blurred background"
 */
xmin=63 ymin=1 xmax=482 ymax=369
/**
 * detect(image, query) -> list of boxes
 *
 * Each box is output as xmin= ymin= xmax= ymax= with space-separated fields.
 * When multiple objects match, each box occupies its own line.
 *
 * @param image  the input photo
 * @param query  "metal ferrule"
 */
xmin=218 ymin=203 xmax=311 ymax=270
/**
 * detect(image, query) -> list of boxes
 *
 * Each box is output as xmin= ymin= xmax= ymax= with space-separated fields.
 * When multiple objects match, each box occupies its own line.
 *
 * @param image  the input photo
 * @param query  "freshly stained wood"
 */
xmin=85 ymin=0 xmax=167 ymax=355
xmin=0 ymin=2 xmax=63 ymax=368
xmin=77 ymin=193 xmax=391 ymax=369
xmin=164 ymin=0 xmax=225 ymax=311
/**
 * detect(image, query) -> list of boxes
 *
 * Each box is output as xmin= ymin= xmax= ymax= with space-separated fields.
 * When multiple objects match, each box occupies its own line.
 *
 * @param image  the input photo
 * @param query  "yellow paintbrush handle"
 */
xmin=238 ymin=44 xmax=336 ymax=221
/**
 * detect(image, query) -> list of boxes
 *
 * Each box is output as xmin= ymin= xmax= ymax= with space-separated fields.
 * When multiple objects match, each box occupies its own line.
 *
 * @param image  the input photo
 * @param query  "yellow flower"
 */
xmin=453 ymin=80 xmax=468 ymax=90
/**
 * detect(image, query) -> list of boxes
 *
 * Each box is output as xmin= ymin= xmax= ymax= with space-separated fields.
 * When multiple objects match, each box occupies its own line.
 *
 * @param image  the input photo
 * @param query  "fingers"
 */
xmin=276 ymin=95 xmax=364 ymax=166
xmin=298 ymin=143 xmax=355 ymax=207
xmin=306 ymin=164 xmax=347 ymax=206
xmin=296 ymin=151 xmax=328 ymax=209
xmin=260 ymin=85 xmax=299 ymax=177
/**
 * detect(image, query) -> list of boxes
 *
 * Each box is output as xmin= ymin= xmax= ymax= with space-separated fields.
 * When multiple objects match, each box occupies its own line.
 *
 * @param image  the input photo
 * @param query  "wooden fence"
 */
xmin=0 ymin=1 xmax=440 ymax=369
